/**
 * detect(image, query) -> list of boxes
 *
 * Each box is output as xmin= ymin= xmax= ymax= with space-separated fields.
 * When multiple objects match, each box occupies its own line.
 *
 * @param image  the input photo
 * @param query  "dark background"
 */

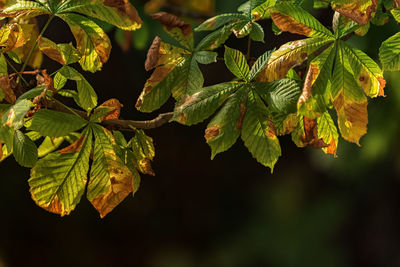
xmin=1 ymin=1 xmax=400 ymax=266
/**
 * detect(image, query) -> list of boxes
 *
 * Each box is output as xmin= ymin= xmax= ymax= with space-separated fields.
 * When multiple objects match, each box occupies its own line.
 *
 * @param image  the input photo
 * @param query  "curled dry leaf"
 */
xmin=151 ymin=12 xmax=192 ymax=36
xmin=98 ymin=98 xmax=123 ymax=121
xmin=332 ymin=0 xmax=377 ymax=25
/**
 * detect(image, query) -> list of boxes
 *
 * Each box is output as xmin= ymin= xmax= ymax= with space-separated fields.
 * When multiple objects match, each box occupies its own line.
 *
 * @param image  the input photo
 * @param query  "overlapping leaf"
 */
xmin=136 ymin=12 xmax=217 ymax=113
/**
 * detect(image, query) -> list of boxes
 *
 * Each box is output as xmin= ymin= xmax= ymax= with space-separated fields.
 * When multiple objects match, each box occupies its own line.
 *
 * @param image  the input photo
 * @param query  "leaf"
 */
xmin=38 ymin=37 xmax=81 ymax=65
xmin=224 ymin=46 xmax=250 ymax=81
xmin=249 ymin=50 xmax=273 ymax=80
xmin=194 ymin=51 xmax=217 ymax=65
xmin=37 ymin=136 xmax=65 ymax=158
xmin=292 ymin=116 xmax=329 ymax=149
xmin=342 ymin=42 xmax=385 ymax=97
xmin=206 ymin=88 xmax=248 ymax=159
xmin=151 ymin=12 xmax=194 ymax=50
xmin=258 ymin=37 xmax=334 ymax=82
xmin=195 ymin=13 xmax=248 ymax=31
xmin=29 ymin=109 xmax=88 ymax=137
xmin=29 ymin=128 xmax=92 ymax=216
xmin=13 ymin=129 xmax=37 ymax=167
xmin=379 ymin=32 xmax=400 ymax=71
xmin=241 ymin=90 xmax=281 ymax=171
xmin=87 ymin=124 xmax=135 ymax=218
xmin=331 ymin=43 xmax=368 ymax=145
xmin=256 ymin=79 xmax=301 ymax=114
xmin=2 ymin=99 xmax=31 ymax=130
xmin=173 ymin=82 xmax=242 ymax=125
xmin=327 ymin=0 xmax=378 ymax=25
xmin=317 ymin=111 xmax=339 ymax=156
xmin=251 ymin=0 xmax=276 ymax=21
xmin=270 ymin=2 xmax=334 ymax=37
xmin=57 ymin=0 xmax=142 ymax=31
xmin=92 ymin=98 xmax=123 ymax=122
xmin=136 ymin=36 xmax=206 ymax=113
xmin=58 ymin=13 xmax=111 ymax=72
xmin=58 ymin=66 xmax=98 ymax=111
xmin=130 ymin=130 xmax=155 ymax=176
xmin=0 ymin=1 xmax=50 ymax=18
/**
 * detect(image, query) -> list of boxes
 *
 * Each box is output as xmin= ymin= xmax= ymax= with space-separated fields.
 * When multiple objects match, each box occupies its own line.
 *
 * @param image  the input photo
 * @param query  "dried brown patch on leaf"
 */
xmin=104 ymin=0 xmax=143 ymax=27
xmin=377 ymin=76 xmax=386 ymax=97
xmin=139 ymin=159 xmax=155 ymax=176
xmin=205 ymin=125 xmax=220 ymax=141
xmin=333 ymin=92 xmax=368 ymax=145
xmin=270 ymin=12 xmax=313 ymax=36
xmin=236 ymin=103 xmax=246 ymax=130
xmin=302 ymin=116 xmax=329 ymax=148
xmin=38 ymin=36 xmax=66 ymax=65
xmin=91 ymin=166 xmax=134 ymax=218
xmin=151 ymin=12 xmax=192 ymax=36
xmin=58 ymin=135 xmax=86 ymax=154
xmin=145 ymin=36 xmax=162 ymax=71
xmin=333 ymin=0 xmax=377 ymax=25
xmin=265 ymin=120 xmax=277 ymax=139
xmin=99 ymin=98 xmax=123 ymax=121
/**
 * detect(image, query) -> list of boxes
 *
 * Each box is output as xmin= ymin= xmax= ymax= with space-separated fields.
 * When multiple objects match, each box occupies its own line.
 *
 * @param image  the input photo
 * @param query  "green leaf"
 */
xmin=270 ymin=2 xmax=334 ymax=37
xmin=255 ymin=79 xmax=301 ymax=114
xmin=13 ymin=129 xmax=37 ymax=167
xmin=195 ymin=13 xmax=248 ymax=31
xmin=58 ymin=66 xmax=98 ymax=111
xmin=0 ymin=124 xmax=13 ymax=150
xmin=194 ymin=51 xmax=217 ymax=65
xmin=241 ymin=90 xmax=281 ymax=171
xmin=206 ymin=88 xmax=248 ymax=159
xmin=16 ymin=86 xmax=47 ymax=102
xmin=249 ymin=50 xmax=273 ymax=80
xmin=87 ymin=124 xmax=136 ymax=218
xmin=29 ymin=109 xmax=88 ymax=137
xmin=173 ymin=82 xmax=242 ymax=125
xmin=379 ymin=32 xmax=400 ymax=71
xmin=58 ymin=13 xmax=111 ymax=72
xmin=57 ymin=0 xmax=142 ymax=31
xmin=249 ymin=22 xmax=265 ymax=42
xmin=224 ymin=46 xmax=250 ymax=81
xmin=29 ymin=127 xmax=92 ymax=216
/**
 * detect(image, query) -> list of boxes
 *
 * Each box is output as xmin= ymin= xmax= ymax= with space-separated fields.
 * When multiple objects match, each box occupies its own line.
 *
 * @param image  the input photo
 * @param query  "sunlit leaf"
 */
xmin=38 ymin=37 xmax=81 ymax=65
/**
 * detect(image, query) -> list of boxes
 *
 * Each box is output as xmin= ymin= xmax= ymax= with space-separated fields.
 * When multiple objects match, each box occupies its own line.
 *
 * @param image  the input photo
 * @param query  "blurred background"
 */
xmin=1 ymin=0 xmax=400 ymax=266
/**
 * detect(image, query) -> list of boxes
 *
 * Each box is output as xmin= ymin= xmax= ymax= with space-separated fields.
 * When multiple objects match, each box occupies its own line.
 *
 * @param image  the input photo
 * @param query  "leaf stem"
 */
xmin=246 ymin=36 xmax=252 ymax=61
xmin=20 ymin=15 xmax=54 ymax=75
xmin=4 ymin=56 xmax=29 ymax=85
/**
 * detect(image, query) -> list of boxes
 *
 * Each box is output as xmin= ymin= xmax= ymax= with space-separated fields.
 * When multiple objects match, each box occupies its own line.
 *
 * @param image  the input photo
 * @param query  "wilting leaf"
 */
xmin=317 ymin=111 xmax=339 ymax=156
xmin=58 ymin=13 xmax=111 ymax=72
xmin=0 ymin=53 xmax=15 ymax=104
xmin=87 ymin=124 xmax=136 ymax=218
xmin=38 ymin=37 xmax=81 ymax=65
xmin=29 ymin=128 xmax=92 ymax=216
xmin=2 ymin=99 xmax=31 ymax=130
xmin=130 ymin=130 xmax=155 ymax=176
xmin=91 ymin=98 xmax=123 ymax=122
xmin=270 ymin=2 xmax=334 ymax=37
xmin=326 ymin=0 xmax=378 ymax=25
xmin=331 ymin=43 xmax=368 ymax=145
xmin=0 ymin=1 xmax=50 ymax=19
xmin=58 ymin=0 xmax=143 ymax=31
xmin=29 ymin=109 xmax=88 ymax=137
xmin=258 ymin=38 xmax=334 ymax=82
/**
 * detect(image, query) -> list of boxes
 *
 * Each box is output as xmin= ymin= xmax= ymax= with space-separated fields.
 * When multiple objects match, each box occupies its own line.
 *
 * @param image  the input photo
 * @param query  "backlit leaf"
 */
xmin=38 ymin=37 xmax=81 ymax=65
xmin=379 ymin=32 xmax=400 ymax=71
xmin=13 ymin=129 xmax=37 ymax=167
xmin=224 ymin=46 xmax=250 ymax=81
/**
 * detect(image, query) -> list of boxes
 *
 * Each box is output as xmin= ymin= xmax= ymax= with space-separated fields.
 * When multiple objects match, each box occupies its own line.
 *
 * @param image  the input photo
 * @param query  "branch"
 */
xmin=102 ymin=112 xmax=174 ymax=130
xmin=46 ymin=98 xmax=173 ymax=130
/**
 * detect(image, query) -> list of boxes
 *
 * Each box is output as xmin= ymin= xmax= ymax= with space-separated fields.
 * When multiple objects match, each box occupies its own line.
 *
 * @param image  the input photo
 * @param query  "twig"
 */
xmin=102 ymin=113 xmax=174 ymax=130
xmin=246 ymin=36 xmax=252 ymax=61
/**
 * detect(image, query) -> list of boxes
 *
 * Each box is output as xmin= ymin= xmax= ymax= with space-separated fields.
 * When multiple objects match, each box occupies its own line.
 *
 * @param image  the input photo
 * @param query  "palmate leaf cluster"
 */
xmin=0 ymin=0 xmax=398 ymax=217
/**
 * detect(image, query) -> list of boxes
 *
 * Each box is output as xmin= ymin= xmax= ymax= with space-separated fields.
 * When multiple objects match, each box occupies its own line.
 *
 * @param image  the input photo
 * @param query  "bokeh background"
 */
xmin=1 ymin=1 xmax=400 ymax=266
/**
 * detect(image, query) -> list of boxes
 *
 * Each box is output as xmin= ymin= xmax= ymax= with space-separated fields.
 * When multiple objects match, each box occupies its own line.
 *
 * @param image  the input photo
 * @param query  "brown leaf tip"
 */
xmin=145 ymin=36 xmax=162 ymax=71
xmin=151 ymin=12 xmax=192 ymax=36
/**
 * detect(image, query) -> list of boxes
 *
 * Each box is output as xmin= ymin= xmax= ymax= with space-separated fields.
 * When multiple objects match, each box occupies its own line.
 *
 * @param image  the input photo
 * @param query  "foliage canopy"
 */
xmin=0 ymin=0 xmax=398 ymax=217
